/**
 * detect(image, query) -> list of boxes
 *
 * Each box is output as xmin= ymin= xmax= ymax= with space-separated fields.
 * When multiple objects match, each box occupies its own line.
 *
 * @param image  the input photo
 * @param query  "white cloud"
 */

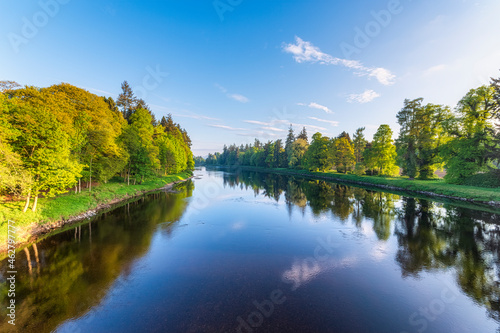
xmin=291 ymin=123 xmax=327 ymax=132
xmin=244 ymin=120 xmax=270 ymax=126
xmin=208 ymin=124 xmax=246 ymax=131
xmin=297 ymin=102 xmax=332 ymax=113
xmin=308 ymin=117 xmax=339 ymax=126
xmin=262 ymin=126 xmax=286 ymax=132
xmin=308 ymin=102 xmax=332 ymax=113
xmin=215 ymin=83 xmax=250 ymax=103
xmin=283 ymin=36 xmax=395 ymax=86
xmin=228 ymin=93 xmax=249 ymax=103
xmin=347 ymin=89 xmax=381 ymax=104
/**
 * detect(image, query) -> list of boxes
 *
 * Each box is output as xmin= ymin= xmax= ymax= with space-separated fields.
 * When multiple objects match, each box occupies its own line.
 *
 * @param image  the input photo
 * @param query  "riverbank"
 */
xmin=0 ymin=172 xmax=193 ymax=254
xmin=212 ymin=166 xmax=500 ymax=208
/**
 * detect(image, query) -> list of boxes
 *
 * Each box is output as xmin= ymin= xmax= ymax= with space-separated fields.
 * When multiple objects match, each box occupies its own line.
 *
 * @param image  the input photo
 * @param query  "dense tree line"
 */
xmin=206 ymin=77 xmax=500 ymax=186
xmin=0 ymin=81 xmax=194 ymax=212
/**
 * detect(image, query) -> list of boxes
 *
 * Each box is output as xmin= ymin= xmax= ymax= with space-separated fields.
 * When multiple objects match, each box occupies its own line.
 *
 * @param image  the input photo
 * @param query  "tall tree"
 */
xmin=372 ymin=125 xmax=398 ymax=176
xmin=334 ymin=137 xmax=356 ymax=173
xmin=285 ymin=124 xmax=295 ymax=167
xmin=117 ymin=81 xmax=137 ymax=121
xmin=442 ymin=85 xmax=496 ymax=183
xmin=297 ymin=127 xmax=308 ymax=143
xmin=396 ymin=98 xmax=452 ymax=179
xmin=7 ymin=101 xmax=82 ymax=211
xmin=303 ymin=133 xmax=331 ymax=172
xmin=288 ymin=138 xmax=308 ymax=169
xmin=353 ymin=127 xmax=367 ymax=164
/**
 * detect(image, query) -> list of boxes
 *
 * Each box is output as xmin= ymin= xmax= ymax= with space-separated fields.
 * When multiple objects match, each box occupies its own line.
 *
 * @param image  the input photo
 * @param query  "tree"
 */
xmin=303 ymin=133 xmax=331 ymax=172
xmin=396 ymin=98 xmax=422 ymax=179
xmin=488 ymin=74 xmax=500 ymax=165
xmin=285 ymin=124 xmax=295 ymax=167
xmin=334 ymin=137 xmax=356 ymax=173
xmin=7 ymin=101 xmax=82 ymax=211
xmin=274 ymin=139 xmax=287 ymax=168
xmin=0 ymin=94 xmax=30 ymax=196
xmin=264 ymin=141 xmax=276 ymax=168
xmin=396 ymin=98 xmax=452 ymax=179
xmin=353 ymin=127 xmax=367 ymax=164
xmin=288 ymin=138 xmax=308 ymax=168
xmin=117 ymin=81 xmax=137 ymax=121
xmin=297 ymin=127 xmax=308 ymax=143
xmin=372 ymin=125 xmax=398 ymax=176
xmin=442 ymin=86 xmax=496 ymax=184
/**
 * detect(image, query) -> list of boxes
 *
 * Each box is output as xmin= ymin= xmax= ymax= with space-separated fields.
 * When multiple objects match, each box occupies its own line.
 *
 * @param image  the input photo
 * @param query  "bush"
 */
xmin=462 ymin=170 xmax=500 ymax=188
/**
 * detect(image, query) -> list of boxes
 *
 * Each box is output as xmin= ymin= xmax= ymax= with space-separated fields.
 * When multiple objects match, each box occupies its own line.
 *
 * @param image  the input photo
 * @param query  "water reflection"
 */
xmin=222 ymin=170 xmax=500 ymax=323
xmin=1 ymin=169 xmax=500 ymax=332
xmin=0 ymin=181 xmax=193 ymax=333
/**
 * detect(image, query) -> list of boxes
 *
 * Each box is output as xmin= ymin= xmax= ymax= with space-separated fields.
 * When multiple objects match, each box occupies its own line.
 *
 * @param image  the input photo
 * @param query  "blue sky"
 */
xmin=1 ymin=0 xmax=500 ymax=156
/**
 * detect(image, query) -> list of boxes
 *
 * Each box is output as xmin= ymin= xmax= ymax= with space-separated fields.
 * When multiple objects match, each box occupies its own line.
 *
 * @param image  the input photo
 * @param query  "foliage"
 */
xmin=0 ymin=82 xmax=194 ymax=213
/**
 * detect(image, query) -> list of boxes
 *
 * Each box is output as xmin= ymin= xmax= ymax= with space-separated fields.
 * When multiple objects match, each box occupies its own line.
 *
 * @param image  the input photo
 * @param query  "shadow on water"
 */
xmin=0 ymin=181 xmax=194 ymax=333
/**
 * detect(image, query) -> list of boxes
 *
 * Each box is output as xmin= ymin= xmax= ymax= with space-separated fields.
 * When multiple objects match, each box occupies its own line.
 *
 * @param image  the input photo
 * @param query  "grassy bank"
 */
xmin=219 ymin=166 xmax=500 ymax=206
xmin=0 ymin=172 xmax=192 ymax=249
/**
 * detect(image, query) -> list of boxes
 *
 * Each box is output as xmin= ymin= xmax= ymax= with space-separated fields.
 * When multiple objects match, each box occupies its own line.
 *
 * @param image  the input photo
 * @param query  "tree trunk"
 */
xmin=79 ymin=178 xmax=81 ymax=193
xmin=75 ymin=185 xmax=78 ymax=194
xmin=23 ymin=191 xmax=31 ymax=213
xmin=31 ymin=195 xmax=38 ymax=212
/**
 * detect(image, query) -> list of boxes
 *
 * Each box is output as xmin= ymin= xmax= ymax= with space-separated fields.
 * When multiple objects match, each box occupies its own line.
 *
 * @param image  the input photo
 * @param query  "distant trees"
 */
xmin=0 ymin=82 xmax=194 ymax=212
xmin=184 ymin=74 xmax=500 ymax=188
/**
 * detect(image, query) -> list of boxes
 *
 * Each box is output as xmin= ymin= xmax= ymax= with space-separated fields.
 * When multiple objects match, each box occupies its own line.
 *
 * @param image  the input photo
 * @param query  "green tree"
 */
xmin=334 ymin=137 xmax=356 ymax=173
xmin=303 ymin=132 xmax=331 ymax=172
xmin=396 ymin=98 xmax=452 ymax=179
xmin=442 ymin=86 xmax=496 ymax=184
xmin=285 ymin=124 xmax=295 ymax=167
xmin=353 ymin=127 xmax=367 ymax=164
xmin=372 ymin=125 xmax=398 ymax=176
xmin=297 ymin=127 xmax=308 ymax=143
xmin=288 ymin=138 xmax=308 ymax=169
xmin=117 ymin=81 xmax=137 ymax=121
xmin=8 ymin=102 xmax=82 ymax=211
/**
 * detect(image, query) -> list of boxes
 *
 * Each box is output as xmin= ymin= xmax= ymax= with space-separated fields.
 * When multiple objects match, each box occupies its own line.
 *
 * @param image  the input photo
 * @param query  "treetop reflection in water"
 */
xmin=1 ymin=169 xmax=500 ymax=332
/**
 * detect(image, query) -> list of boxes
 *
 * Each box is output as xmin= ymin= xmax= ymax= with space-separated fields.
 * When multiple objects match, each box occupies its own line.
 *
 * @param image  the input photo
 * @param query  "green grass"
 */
xmin=0 ymin=172 xmax=192 ymax=250
xmin=225 ymin=166 xmax=500 ymax=204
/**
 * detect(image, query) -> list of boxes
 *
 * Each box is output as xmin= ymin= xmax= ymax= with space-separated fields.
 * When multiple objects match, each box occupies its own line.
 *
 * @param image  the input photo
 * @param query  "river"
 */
xmin=1 ymin=167 xmax=500 ymax=332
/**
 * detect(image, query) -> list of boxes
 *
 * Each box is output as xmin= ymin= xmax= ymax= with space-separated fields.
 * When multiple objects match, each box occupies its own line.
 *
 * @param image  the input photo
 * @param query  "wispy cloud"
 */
xmin=298 ymin=102 xmax=332 ymax=113
xmin=262 ymin=126 xmax=286 ymax=132
xmin=291 ymin=123 xmax=327 ymax=132
xmin=283 ymin=36 xmax=395 ymax=86
xmin=174 ymin=113 xmax=220 ymax=121
xmin=244 ymin=120 xmax=270 ymax=126
xmin=215 ymin=83 xmax=250 ymax=103
xmin=228 ymin=93 xmax=249 ymax=103
xmin=347 ymin=90 xmax=380 ymax=104
xmin=208 ymin=124 xmax=246 ymax=131
xmin=308 ymin=116 xmax=339 ymax=126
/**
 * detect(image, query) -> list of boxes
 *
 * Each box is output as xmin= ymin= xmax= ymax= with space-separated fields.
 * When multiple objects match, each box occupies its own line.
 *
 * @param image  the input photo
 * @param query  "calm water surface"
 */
xmin=1 ymin=167 xmax=500 ymax=333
